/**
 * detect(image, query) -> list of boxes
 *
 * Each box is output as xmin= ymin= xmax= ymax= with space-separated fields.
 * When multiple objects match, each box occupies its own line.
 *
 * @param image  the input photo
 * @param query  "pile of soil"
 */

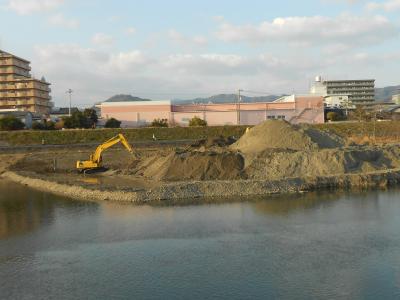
xmin=125 ymin=120 xmax=400 ymax=182
xmin=127 ymin=150 xmax=246 ymax=181
xmin=245 ymin=147 xmax=395 ymax=180
xmin=230 ymin=120 xmax=344 ymax=153
xmin=190 ymin=136 xmax=237 ymax=150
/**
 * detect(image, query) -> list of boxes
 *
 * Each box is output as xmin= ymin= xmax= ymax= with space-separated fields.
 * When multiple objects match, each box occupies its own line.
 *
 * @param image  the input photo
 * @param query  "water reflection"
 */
xmin=1 ymin=181 xmax=400 ymax=299
xmin=252 ymin=191 xmax=346 ymax=216
xmin=0 ymin=181 xmax=98 ymax=239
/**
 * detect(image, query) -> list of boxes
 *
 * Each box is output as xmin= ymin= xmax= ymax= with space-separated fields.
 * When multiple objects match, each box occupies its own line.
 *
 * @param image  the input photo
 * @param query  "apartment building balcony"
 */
xmin=0 ymin=82 xmax=51 ymax=92
xmin=0 ymin=90 xmax=51 ymax=99
xmin=326 ymin=83 xmax=374 ymax=88
xmin=0 ymin=68 xmax=30 ymax=77
xmin=0 ymin=98 xmax=52 ymax=107
xmin=0 ymin=58 xmax=31 ymax=71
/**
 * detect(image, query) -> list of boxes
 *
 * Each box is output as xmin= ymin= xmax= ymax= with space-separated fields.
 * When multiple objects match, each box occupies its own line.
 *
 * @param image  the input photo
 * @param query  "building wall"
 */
xmin=100 ymin=96 xmax=325 ymax=127
xmin=0 ymin=50 xmax=52 ymax=116
xmin=101 ymin=101 xmax=172 ymax=128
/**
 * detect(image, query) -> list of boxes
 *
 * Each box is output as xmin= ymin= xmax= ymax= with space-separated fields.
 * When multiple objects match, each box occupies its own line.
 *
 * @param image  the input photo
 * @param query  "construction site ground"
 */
xmin=2 ymin=120 xmax=400 ymax=203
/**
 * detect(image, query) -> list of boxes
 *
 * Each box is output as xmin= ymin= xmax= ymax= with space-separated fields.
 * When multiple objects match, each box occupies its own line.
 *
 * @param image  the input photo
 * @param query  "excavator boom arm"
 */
xmin=91 ymin=134 xmax=133 ymax=164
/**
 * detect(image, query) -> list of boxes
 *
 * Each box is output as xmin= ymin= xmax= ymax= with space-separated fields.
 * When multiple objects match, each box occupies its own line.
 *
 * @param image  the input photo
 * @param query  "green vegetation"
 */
xmin=151 ymin=118 xmax=169 ymax=127
xmin=3 ymin=119 xmax=400 ymax=146
xmin=63 ymin=111 xmax=94 ymax=129
xmin=32 ymin=120 xmax=56 ymax=130
xmin=0 ymin=116 xmax=25 ymax=131
xmin=189 ymin=116 xmax=207 ymax=127
xmin=326 ymin=112 xmax=341 ymax=122
xmin=0 ymin=125 xmax=247 ymax=145
xmin=84 ymin=108 xmax=98 ymax=127
xmin=105 ymin=118 xmax=121 ymax=128
xmin=316 ymin=121 xmax=400 ymax=138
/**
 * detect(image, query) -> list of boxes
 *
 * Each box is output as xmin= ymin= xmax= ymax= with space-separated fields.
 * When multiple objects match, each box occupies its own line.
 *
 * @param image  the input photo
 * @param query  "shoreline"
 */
xmin=3 ymin=169 xmax=400 ymax=203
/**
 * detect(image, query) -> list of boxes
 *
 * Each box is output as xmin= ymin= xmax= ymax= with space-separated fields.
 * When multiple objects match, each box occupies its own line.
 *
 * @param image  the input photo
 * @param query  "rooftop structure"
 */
xmin=0 ymin=50 xmax=53 ymax=116
xmin=310 ymin=76 xmax=375 ymax=107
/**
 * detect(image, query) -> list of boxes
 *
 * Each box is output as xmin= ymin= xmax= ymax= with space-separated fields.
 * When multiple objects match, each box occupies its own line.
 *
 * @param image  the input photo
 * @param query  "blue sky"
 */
xmin=0 ymin=0 xmax=399 ymax=107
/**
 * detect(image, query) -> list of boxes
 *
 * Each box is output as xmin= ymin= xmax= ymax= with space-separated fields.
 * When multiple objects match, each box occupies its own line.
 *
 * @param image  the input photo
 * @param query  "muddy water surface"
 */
xmin=1 ymin=180 xmax=400 ymax=299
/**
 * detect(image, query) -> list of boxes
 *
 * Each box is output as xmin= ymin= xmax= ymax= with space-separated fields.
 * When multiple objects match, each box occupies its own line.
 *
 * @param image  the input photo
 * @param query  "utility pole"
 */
xmin=66 ymin=89 xmax=73 ymax=116
xmin=237 ymin=89 xmax=243 ymax=125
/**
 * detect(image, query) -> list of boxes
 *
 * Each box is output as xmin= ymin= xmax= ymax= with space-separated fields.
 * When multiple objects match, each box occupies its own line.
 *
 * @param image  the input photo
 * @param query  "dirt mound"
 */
xmin=230 ymin=120 xmax=316 ymax=153
xmin=190 ymin=136 xmax=237 ymax=149
xmin=129 ymin=150 xmax=246 ymax=181
xmin=244 ymin=148 xmax=394 ymax=180
xmin=230 ymin=120 xmax=344 ymax=154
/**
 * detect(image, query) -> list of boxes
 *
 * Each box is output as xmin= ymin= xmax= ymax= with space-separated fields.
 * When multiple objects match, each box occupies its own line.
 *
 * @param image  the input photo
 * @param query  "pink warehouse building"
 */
xmin=99 ymin=95 xmax=325 ymax=128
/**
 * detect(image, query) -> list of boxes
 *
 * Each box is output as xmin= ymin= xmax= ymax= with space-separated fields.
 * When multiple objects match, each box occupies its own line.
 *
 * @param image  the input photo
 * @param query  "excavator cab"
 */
xmin=76 ymin=134 xmax=134 ymax=172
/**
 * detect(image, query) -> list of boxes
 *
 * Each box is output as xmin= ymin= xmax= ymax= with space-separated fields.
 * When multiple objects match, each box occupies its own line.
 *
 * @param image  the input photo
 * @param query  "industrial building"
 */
xmin=0 ymin=50 xmax=52 ymax=116
xmin=99 ymin=95 xmax=324 ymax=128
xmin=310 ymin=76 xmax=375 ymax=108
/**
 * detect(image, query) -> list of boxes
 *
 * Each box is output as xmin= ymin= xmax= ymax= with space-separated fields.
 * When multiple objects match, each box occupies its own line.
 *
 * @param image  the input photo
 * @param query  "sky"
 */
xmin=0 ymin=0 xmax=399 ymax=107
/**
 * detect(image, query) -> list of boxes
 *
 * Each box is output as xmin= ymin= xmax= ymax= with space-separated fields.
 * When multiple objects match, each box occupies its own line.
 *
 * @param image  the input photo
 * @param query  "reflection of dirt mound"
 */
xmin=128 ymin=151 xmax=245 ymax=181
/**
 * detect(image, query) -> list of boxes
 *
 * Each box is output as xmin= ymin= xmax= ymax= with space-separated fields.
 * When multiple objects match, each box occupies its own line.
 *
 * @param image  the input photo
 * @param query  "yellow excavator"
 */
xmin=76 ymin=134 xmax=134 ymax=172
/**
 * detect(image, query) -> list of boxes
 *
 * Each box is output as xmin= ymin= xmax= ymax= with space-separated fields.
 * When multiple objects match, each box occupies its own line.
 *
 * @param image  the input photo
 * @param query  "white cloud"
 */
xmin=31 ymin=41 xmax=398 ymax=107
xmin=168 ymin=29 xmax=208 ymax=47
xmin=108 ymin=51 xmax=147 ymax=72
xmin=7 ymin=0 xmax=64 ymax=15
xmin=125 ymin=27 xmax=137 ymax=35
xmin=366 ymin=0 xmax=400 ymax=11
xmin=216 ymin=14 xmax=397 ymax=47
xmin=48 ymin=13 xmax=79 ymax=29
xmin=31 ymin=43 xmax=329 ymax=105
xmin=107 ymin=15 xmax=121 ymax=22
xmin=91 ymin=33 xmax=115 ymax=46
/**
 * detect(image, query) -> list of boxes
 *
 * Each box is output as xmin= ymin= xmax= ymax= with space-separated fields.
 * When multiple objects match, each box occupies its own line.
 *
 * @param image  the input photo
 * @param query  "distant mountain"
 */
xmin=375 ymin=85 xmax=400 ymax=102
xmin=105 ymin=94 xmax=151 ymax=102
xmin=173 ymin=94 xmax=285 ymax=104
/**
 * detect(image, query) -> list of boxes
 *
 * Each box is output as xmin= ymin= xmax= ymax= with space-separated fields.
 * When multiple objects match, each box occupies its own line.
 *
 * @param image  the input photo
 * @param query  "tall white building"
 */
xmin=310 ymin=76 xmax=375 ymax=108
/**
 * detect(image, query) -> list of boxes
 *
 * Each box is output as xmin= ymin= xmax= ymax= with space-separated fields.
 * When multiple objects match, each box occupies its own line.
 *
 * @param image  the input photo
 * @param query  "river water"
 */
xmin=1 ymin=180 xmax=400 ymax=300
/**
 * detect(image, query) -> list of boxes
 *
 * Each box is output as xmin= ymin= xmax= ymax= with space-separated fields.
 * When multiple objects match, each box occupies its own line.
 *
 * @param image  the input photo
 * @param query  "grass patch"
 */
xmin=2 ymin=121 xmax=400 ymax=146
xmin=0 ymin=126 xmax=248 ymax=145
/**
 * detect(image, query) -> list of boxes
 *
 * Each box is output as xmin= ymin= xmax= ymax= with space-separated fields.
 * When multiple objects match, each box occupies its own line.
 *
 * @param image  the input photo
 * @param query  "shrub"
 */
xmin=54 ymin=119 xmax=64 ymax=130
xmin=105 ymin=118 xmax=121 ymax=128
xmin=32 ymin=121 xmax=45 ymax=130
xmin=189 ymin=116 xmax=207 ymax=127
xmin=32 ymin=120 xmax=56 ymax=130
xmin=349 ymin=105 xmax=369 ymax=122
xmin=0 ymin=116 xmax=25 ymax=131
xmin=62 ymin=111 xmax=92 ymax=129
xmin=326 ymin=112 xmax=340 ymax=122
xmin=151 ymin=118 xmax=169 ymax=127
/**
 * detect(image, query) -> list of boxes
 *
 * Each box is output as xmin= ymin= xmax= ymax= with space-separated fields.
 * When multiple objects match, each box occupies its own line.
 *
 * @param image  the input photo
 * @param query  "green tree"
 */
xmin=151 ymin=118 xmax=169 ymax=127
xmin=84 ymin=108 xmax=98 ymax=127
xmin=0 ymin=116 xmax=25 ymax=131
xmin=188 ymin=116 xmax=207 ymax=127
xmin=105 ymin=118 xmax=121 ymax=128
xmin=63 ymin=111 xmax=92 ymax=129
